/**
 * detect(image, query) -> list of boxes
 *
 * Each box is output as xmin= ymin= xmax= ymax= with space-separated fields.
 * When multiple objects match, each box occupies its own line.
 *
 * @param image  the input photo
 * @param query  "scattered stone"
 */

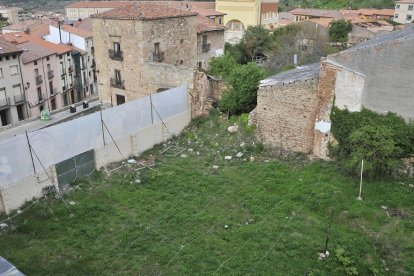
xmin=318 ymin=252 xmax=326 ymax=259
xmin=135 ymin=179 xmax=141 ymax=184
xmin=409 ymin=184 xmax=414 ymax=188
xmin=224 ymin=224 xmax=229 ymax=229
xmin=381 ymin=206 xmax=388 ymax=210
xmin=299 ymin=179 xmax=303 ymax=181
xmin=325 ymin=250 xmax=330 ymax=257
xmin=236 ymin=152 xmax=243 ymax=158
xmin=196 ymin=152 xmax=200 ymax=155
xmin=213 ymin=165 xmax=219 ymax=169
xmin=17 ymin=209 xmax=22 ymax=214
xmin=398 ymin=182 xmax=405 ymax=186
xmin=250 ymin=156 xmax=255 ymax=162
xmin=69 ymin=201 xmax=75 ymax=205
xmin=243 ymin=159 xmax=247 ymax=161
xmin=0 ymin=223 xmax=8 ymax=229
xmin=224 ymin=156 xmax=232 ymax=160
xmin=180 ymin=154 xmax=187 ymax=158
xmin=240 ymin=142 xmax=246 ymax=147
xmin=227 ymin=125 xmax=239 ymax=133
xmin=188 ymin=149 xmax=194 ymax=153
xmin=264 ymin=160 xmax=270 ymax=163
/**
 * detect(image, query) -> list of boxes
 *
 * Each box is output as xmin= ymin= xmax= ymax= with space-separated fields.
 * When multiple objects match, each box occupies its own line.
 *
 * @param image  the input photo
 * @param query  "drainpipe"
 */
xmin=17 ymin=54 xmax=30 ymax=118
xmin=58 ymin=20 xmax=62 ymax=43
xmin=41 ymin=57 xmax=51 ymax=111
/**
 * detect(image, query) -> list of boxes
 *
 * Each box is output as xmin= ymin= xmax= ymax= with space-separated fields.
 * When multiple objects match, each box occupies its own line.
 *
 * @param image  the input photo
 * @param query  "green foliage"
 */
xmin=219 ymin=62 xmax=266 ymax=114
xmin=0 ymin=13 xmax=9 ymax=29
xmin=384 ymin=19 xmax=402 ymax=26
xmin=281 ymin=0 xmax=395 ymax=10
xmin=208 ymin=53 xmax=239 ymax=79
xmin=224 ymin=42 xmax=244 ymax=64
xmin=330 ymin=108 xmax=414 ymax=177
xmin=332 ymin=248 xmax=359 ymax=275
xmin=238 ymin=25 xmax=272 ymax=63
xmin=329 ymin=19 xmax=353 ymax=42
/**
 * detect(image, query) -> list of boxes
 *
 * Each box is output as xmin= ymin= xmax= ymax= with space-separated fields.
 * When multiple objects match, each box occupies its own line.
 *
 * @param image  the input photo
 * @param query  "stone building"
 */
xmin=0 ymin=38 xmax=25 ymax=127
xmin=197 ymin=15 xmax=225 ymax=71
xmin=253 ymin=25 xmax=414 ymax=159
xmin=0 ymin=7 xmax=28 ymax=24
xmin=254 ymin=63 xmax=320 ymax=153
xmin=92 ymin=2 xmax=207 ymax=106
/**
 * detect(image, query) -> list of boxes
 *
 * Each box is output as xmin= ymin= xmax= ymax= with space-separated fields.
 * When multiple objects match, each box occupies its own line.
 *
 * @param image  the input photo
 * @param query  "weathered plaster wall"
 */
xmin=334 ymin=69 xmax=365 ymax=112
xmin=197 ymin=30 xmax=225 ymax=70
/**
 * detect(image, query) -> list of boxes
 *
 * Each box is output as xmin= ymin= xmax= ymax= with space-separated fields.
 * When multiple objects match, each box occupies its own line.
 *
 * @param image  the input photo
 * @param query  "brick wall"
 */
xmin=255 ymin=78 xmax=320 ymax=154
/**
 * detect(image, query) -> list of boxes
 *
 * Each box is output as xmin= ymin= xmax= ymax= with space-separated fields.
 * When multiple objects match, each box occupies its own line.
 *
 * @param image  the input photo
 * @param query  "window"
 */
xmin=49 ymin=81 xmax=53 ymax=94
xmin=51 ymin=98 xmax=56 ymax=110
xmin=219 ymin=17 xmax=222 ymax=24
xmin=113 ymin=42 xmax=121 ymax=53
xmin=202 ymin=35 xmax=208 ymax=45
xmin=59 ymin=55 xmax=62 ymax=60
xmin=6 ymin=56 xmax=9 ymax=61
xmin=0 ymin=68 xmax=3 ymax=78
xmin=116 ymin=94 xmax=125 ymax=105
xmin=396 ymin=4 xmax=400 ymax=9
xmin=154 ymin=42 xmax=160 ymax=55
xmin=67 ymin=53 xmax=70 ymax=57
xmin=35 ymin=68 xmax=39 ymax=76
xmin=409 ymin=5 xmax=413 ymax=11
xmin=34 ymin=60 xmax=37 ymax=66
xmin=12 ymin=84 xmax=21 ymax=96
xmin=39 ymin=105 xmax=44 ymax=112
xmin=37 ymin=87 xmax=42 ymax=101
xmin=47 ymin=64 xmax=51 ymax=71
xmin=395 ymin=14 xmax=399 ymax=18
xmin=12 ymin=55 xmax=16 ymax=59
xmin=46 ymin=56 xmax=49 ymax=61
xmin=9 ymin=65 xmax=18 ymax=75
xmin=407 ymin=15 xmax=412 ymax=21
xmin=114 ymin=69 xmax=121 ymax=82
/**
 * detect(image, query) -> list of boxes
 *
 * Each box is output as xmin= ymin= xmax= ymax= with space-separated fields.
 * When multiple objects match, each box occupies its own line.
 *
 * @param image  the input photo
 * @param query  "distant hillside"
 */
xmin=0 ymin=0 xmax=75 ymax=13
xmin=281 ymin=0 xmax=396 ymax=10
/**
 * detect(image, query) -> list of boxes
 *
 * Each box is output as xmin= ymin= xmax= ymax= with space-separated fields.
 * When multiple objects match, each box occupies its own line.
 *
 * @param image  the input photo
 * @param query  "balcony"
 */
xmin=13 ymin=94 xmax=24 ymax=104
xmin=108 ymin=49 xmax=123 ymax=61
xmin=35 ymin=75 xmax=43 ymax=85
xmin=0 ymin=97 xmax=10 ymax=109
xmin=38 ymin=93 xmax=47 ymax=103
xmin=48 ymin=70 xmax=54 ymax=79
xmin=202 ymin=43 xmax=211 ymax=53
xmin=62 ymin=85 xmax=69 ymax=92
xmin=50 ymin=87 xmax=58 ymax=96
xmin=152 ymin=51 xmax=165 ymax=62
xmin=110 ymin=78 xmax=125 ymax=90
xmin=68 ymin=66 xmax=74 ymax=74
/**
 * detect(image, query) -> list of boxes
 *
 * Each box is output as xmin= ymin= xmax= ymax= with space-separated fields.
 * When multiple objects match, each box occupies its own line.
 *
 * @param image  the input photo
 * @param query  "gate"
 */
xmin=55 ymin=150 xmax=95 ymax=190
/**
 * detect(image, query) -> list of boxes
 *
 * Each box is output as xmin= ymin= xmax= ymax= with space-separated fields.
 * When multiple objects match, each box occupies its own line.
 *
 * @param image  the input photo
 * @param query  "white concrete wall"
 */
xmin=47 ymin=26 xmax=86 ymax=51
xmin=0 ymin=110 xmax=191 ymax=214
xmin=334 ymin=69 xmax=365 ymax=112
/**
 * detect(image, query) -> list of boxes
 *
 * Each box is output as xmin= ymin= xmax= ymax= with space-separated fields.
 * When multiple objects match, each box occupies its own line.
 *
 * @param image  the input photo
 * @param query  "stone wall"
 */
xmin=255 ymin=78 xmax=320 ymax=154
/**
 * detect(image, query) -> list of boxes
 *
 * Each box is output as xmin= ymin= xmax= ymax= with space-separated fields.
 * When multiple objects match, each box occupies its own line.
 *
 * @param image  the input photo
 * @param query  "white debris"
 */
xmin=224 ymin=225 xmax=229 ymax=229
xmin=16 ymin=209 xmax=22 ymax=214
xmin=188 ymin=149 xmax=194 ymax=153
xmin=409 ymin=184 xmax=414 ymax=188
xmin=325 ymin=250 xmax=330 ymax=257
xmin=224 ymin=156 xmax=232 ymax=160
xmin=69 ymin=201 xmax=75 ymax=205
xmin=180 ymin=154 xmax=187 ymax=158
xmin=381 ymin=206 xmax=388 ymax=210
xmin=127 ymin=159 xmax=135 ymax=164
xmin=250 ymin=156 xmax=255 ymax=162
xmin=213 ymin=165 xmax=219 ymax=169
xmin=227 ymin=125 xmax=239 ymax=133
xmin=0 ymin=223 xmax=8 ymax=229
xmin=135 ymin=179 xmax=141 ymax=184
xmin=240 ymin=142 xmax=246 ymax=147
xmin=196 ymin=152 xmax=200 ymax=155
xmin=236 ymin=152 xmax=243 ymax=158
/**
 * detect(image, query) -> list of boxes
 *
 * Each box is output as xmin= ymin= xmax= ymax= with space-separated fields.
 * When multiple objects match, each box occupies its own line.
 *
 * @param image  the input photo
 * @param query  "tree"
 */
xmin=329 ymin=19 xmax=353 ymax=42
xmin=208 ymin=53 xmax=239 ymax=80
xmin=238 ymin=25 xmax=272 ymax=63
xmin=0 ymin=13 xmax=9 ymax=29
xmin=219 ymin=62 xmax=266 ymax=114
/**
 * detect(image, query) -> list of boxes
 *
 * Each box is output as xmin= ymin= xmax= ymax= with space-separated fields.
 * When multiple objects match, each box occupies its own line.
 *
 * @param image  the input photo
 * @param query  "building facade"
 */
xmin=0 ymin=38 xmax=25 ymax=127
xmin=92 ymin=2 xmax=199 ymax=106
xmin=394 ymin=0 xmax=414 ymax=24
xmin=0 ymin=7 xmax=29 ymax=24
xmin=197 ymin=16 xmax=225 ymax=70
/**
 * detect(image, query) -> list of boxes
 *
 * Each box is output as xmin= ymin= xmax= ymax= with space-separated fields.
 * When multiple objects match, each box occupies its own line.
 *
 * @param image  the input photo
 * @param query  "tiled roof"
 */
xmin=0 ymin=37 xmax=23 ymax=57
xmin=61 ymin=24 xmax=93 ymax=38
xmin=3 ymin=32 xmax=72 ymax=55
xmin=197 ymin=15 xmax=225 ymax=34
xmin=2 ymin=20 xmax=40 ymax=31
xmin=260 ymin=62 xmax=320 ymax=87
xmin=192 ymin=8 xmax=226 ymax=17
xmin=290 ymin=8 xmax=341 ymax=19
xmin=309 ymin=18 xmax=334 ymax=28
xmin=91 ymin=2 xmax=198 ymax=20
xmin=358 ymin=9 xmax=395 ymax=16
xmin=66 ymin=1 xmax=132 ymax=9
xmin=28 ymin=23 xmax=50 ymax=38
xmin=73 ymin=18 xmax=92 ymax=32
xmin=332 ymin=24 xmax=414 ymax=54
xmin=17 ymin=41 xmax=55 ymax=64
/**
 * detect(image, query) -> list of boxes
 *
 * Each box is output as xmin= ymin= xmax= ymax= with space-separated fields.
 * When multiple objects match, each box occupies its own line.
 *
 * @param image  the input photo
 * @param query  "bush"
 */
xmin=208 ymin=53 xmax=239 ymax=79
xmin=329 ymin=19 xmax=353 ymax=42
xmin=219 ymin=62 xmax=266 ymax=115
xmin=330 ymin=108 xmax=414 ymax=177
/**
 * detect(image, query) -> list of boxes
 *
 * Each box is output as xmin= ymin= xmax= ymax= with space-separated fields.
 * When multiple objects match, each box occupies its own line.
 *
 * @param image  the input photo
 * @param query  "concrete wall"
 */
xmin=255 ymin=78 xmax=320 ymax=154
xmin=0 ymin=109 xmax=191 ymax=214
xmin=334 ymin=69 xmax=365 ymax=112
xmin=328 ymin=38 xmax=414 ymax=121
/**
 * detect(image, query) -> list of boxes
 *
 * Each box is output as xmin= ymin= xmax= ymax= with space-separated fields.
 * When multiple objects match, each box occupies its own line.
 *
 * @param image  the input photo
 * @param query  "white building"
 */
xmin=394 ymin=0 xmax=414 ymax=24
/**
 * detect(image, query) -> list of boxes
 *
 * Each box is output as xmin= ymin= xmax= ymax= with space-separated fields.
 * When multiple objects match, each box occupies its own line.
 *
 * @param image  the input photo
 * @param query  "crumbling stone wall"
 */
xmin=255 ymin=78 xmax=320 ymax=154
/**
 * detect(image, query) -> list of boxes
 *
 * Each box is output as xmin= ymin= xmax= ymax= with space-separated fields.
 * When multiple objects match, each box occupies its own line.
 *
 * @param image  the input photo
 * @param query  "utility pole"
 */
xmin=357 ymin=159 xmax=364 ymax=200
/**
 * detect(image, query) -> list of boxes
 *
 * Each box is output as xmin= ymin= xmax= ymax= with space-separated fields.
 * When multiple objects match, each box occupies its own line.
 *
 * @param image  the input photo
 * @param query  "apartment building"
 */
xmin=45 ymin=24 xmax=97 ymax=98
xmin=197 ymin=15 xmax=225 ymax=70
xmin=91 ymin=2 xmax=199 ymax=105
xmin=0 ymin=7 xmax=29 ymax=24
xmin=0 ymin=38 xmax=25 ymax=127
xmin=394 ymin=0 xmax=414 ymax=24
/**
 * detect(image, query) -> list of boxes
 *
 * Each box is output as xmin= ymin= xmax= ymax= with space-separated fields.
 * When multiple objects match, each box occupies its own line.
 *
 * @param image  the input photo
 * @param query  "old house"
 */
xmin=197 ymin=15 xmax=225 ymax=70
xmin=253 ymin=25 xmax=414 ymax=158
xmin=394 ymin=0 xmax=414 ymax=24
xmin=0 ymin=38 xmax=25 ymax=127
xmin=91 ymin=2 xmax=199 ymax=106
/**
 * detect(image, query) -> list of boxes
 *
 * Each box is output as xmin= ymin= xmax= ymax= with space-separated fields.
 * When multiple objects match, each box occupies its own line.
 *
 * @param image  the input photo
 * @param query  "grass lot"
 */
xmin=1 ymin=111 xmax=413 ymax=275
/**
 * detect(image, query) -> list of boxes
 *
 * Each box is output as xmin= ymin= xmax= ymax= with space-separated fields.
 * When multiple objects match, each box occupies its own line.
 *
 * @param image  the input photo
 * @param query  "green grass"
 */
xmin=281 ymin=0 xmax=395 ymax=10
xmin=0 ymin=110 xmax=413 ymax=275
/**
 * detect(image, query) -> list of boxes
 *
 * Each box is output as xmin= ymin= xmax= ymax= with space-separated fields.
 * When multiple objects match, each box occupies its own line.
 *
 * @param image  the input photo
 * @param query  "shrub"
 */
xmin=329 ymin=19 xmax=353 ymax=42
xmin=208 ymin=53 xmax=239 ymax=79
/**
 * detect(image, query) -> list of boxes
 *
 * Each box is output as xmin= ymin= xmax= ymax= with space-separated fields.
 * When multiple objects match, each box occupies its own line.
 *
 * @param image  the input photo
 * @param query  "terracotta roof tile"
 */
xmin=2 ymin=32 xmax=72 ymax=55
xmin=73 ymin=18 xmax=93 ymax=32
xmin=66 ymin=1 xmax=132 ymax=9
xmin=2 ymin=20 xmax=41 ymax=31
xmin=192 ymin=8 xmax=226 ymax=17
xmin=0 ymin=37 xmax=23 ymax=57
xmin=91 ymin=2 xmax=198 ymax=20
xmin=17 ymin=41 xmax=55 ymax=64
xmin=197 ymin=15 xmax=225 ymax=34
xmin=28 ymin=23 xmax=50 ymax=38
xmin=290 ymin=8 xmax=341 ymax=19
xmin=61 ymin=24 xmax=93 ymax=38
